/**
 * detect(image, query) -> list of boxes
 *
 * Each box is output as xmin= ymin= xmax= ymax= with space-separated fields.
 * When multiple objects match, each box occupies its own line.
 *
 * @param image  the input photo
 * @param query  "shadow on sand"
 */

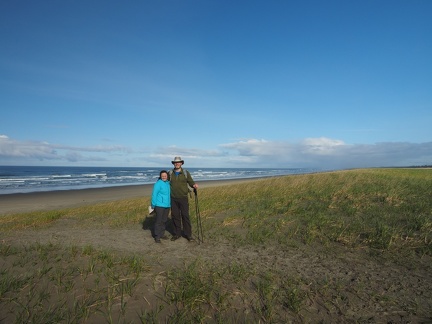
xmin=142 ymin=215 xmax=174 ymax=238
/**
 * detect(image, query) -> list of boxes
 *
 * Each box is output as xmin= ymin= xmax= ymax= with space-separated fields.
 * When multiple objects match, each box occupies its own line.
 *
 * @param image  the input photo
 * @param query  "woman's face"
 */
xmin=161 ymin=172 xmax=168 ymax=181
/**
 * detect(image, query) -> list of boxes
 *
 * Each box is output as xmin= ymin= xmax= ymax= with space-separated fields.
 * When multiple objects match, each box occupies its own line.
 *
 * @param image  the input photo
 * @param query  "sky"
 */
xmin=1 ymin=0 xmax=431 ymax=169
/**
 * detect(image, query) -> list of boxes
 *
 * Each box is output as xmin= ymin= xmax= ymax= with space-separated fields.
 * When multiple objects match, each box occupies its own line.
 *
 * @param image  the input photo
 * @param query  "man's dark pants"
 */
xmin=171 ymin=197 xmax=192 ymax=238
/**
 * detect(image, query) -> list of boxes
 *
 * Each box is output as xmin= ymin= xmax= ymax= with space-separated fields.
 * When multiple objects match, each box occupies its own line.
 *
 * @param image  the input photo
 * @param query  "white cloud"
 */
xmin=300 ymin=137 xmax=345 ymax=155
xmin=221 ymin=139 xmax=293 ymax=156
xmin=219 ymin=138 xmax=432 ymax=168
xmin=1 ymin=134 xmax=431 ymax=168
xmin=0 ymin=135 xmax=59 ymax=160
xmin=0 ymin=135 xmax=131 ymax=164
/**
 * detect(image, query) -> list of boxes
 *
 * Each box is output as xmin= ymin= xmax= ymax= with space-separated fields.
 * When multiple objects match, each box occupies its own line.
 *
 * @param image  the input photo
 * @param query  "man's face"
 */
xmin=174 ymin=162 xmax=182 ymax=169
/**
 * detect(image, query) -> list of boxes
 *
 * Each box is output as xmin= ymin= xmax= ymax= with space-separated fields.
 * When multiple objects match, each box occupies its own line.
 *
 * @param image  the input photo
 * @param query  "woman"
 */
xmin=151 ymin=170 xmax=171 ymax=243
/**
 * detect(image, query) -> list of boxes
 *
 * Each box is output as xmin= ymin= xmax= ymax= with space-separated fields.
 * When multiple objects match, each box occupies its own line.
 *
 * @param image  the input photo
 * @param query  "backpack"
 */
xmin=168 ymin=168 xmax=189 ymax=180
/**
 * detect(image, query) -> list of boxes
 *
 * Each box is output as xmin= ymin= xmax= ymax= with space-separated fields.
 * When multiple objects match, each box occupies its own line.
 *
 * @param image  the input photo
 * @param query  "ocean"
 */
xmin=0 ymin=165 xmax=320 ymax=195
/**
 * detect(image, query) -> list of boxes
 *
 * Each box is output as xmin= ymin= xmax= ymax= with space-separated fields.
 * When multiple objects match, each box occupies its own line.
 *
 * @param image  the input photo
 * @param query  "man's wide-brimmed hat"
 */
xmin=171 ymin=156 xmax=184 ymax=164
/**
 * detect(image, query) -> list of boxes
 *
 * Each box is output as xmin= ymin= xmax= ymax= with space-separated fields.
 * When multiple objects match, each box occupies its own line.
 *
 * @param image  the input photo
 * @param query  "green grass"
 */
xmin=1 ymin=168 xmax=431 ymax=322
xmin=0 ymin=242 xmax=151 ymax=323
xmin=3 ymin=168 xmax=431 ymax=254
xmin=199 ymin=168 xmax=432 ymax=254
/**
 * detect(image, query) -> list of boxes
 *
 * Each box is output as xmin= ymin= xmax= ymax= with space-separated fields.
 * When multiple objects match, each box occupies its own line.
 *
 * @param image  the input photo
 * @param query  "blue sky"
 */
xmin=1 ymin=0 xmax=431 ymax=169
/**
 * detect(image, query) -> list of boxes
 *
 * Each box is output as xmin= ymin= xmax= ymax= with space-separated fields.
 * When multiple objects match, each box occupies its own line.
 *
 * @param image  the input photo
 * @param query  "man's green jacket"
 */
xmin=169 ymin=168 xmax=195 ymax=199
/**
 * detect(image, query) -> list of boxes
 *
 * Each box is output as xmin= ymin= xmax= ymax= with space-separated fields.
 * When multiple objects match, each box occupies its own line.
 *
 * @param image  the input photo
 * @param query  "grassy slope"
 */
xmin=200 ymin=168 xmax=432 ymax=253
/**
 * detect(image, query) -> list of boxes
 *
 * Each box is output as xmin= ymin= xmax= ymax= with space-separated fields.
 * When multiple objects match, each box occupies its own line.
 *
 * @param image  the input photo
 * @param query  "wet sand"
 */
xmin=0 ymin=178 xmax=257 ymax=215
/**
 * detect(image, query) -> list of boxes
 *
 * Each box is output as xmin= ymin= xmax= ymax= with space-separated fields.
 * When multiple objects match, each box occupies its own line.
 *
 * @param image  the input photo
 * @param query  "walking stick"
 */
xmin=194 ymin=188 xmax=204 ymax=244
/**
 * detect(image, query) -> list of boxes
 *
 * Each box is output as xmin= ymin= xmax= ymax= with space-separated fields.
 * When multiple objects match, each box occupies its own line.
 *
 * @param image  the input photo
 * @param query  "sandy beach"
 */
xmin=1 ymin=169 xmax=431 ymax=323
xmin=0 ymin=178 xmax=257 ymax=215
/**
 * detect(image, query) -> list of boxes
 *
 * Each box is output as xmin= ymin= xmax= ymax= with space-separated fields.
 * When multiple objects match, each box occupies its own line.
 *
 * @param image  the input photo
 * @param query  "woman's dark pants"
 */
xmin=154 ymin=206 xmax=169 ymax=239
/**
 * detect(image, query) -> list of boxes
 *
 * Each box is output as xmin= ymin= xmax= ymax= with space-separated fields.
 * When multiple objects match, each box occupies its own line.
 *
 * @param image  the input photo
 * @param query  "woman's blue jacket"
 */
xmin=151 ymin=179 xmax=171 ymax=208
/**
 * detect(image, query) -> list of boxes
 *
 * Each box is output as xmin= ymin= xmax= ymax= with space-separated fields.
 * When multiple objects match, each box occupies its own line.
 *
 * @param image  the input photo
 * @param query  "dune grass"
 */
xmin=2 ymin=168 xmax=431 ymax=254
xmin=198 ymin=168 xmax=432 ymax=254
xmin=1 ymin=168 xmax=431 ymax=322
xmin=0 ymin=242 xmax=149 ymax=323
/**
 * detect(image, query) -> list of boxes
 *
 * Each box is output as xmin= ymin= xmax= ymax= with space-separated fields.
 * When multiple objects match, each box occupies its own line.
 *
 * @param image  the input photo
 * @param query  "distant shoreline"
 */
xmin=0 ymin=165 xmax=311 ymax=196
xmin=2 ymin=168 xmax=429 ymax=215
xmin=0 ymin=178 xmax=260 ymax=215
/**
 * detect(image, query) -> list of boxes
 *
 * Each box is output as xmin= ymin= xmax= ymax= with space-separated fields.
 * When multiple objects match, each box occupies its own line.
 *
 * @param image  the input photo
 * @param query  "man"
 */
xmin=169 ymin=156 xmax=198 ymax=242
